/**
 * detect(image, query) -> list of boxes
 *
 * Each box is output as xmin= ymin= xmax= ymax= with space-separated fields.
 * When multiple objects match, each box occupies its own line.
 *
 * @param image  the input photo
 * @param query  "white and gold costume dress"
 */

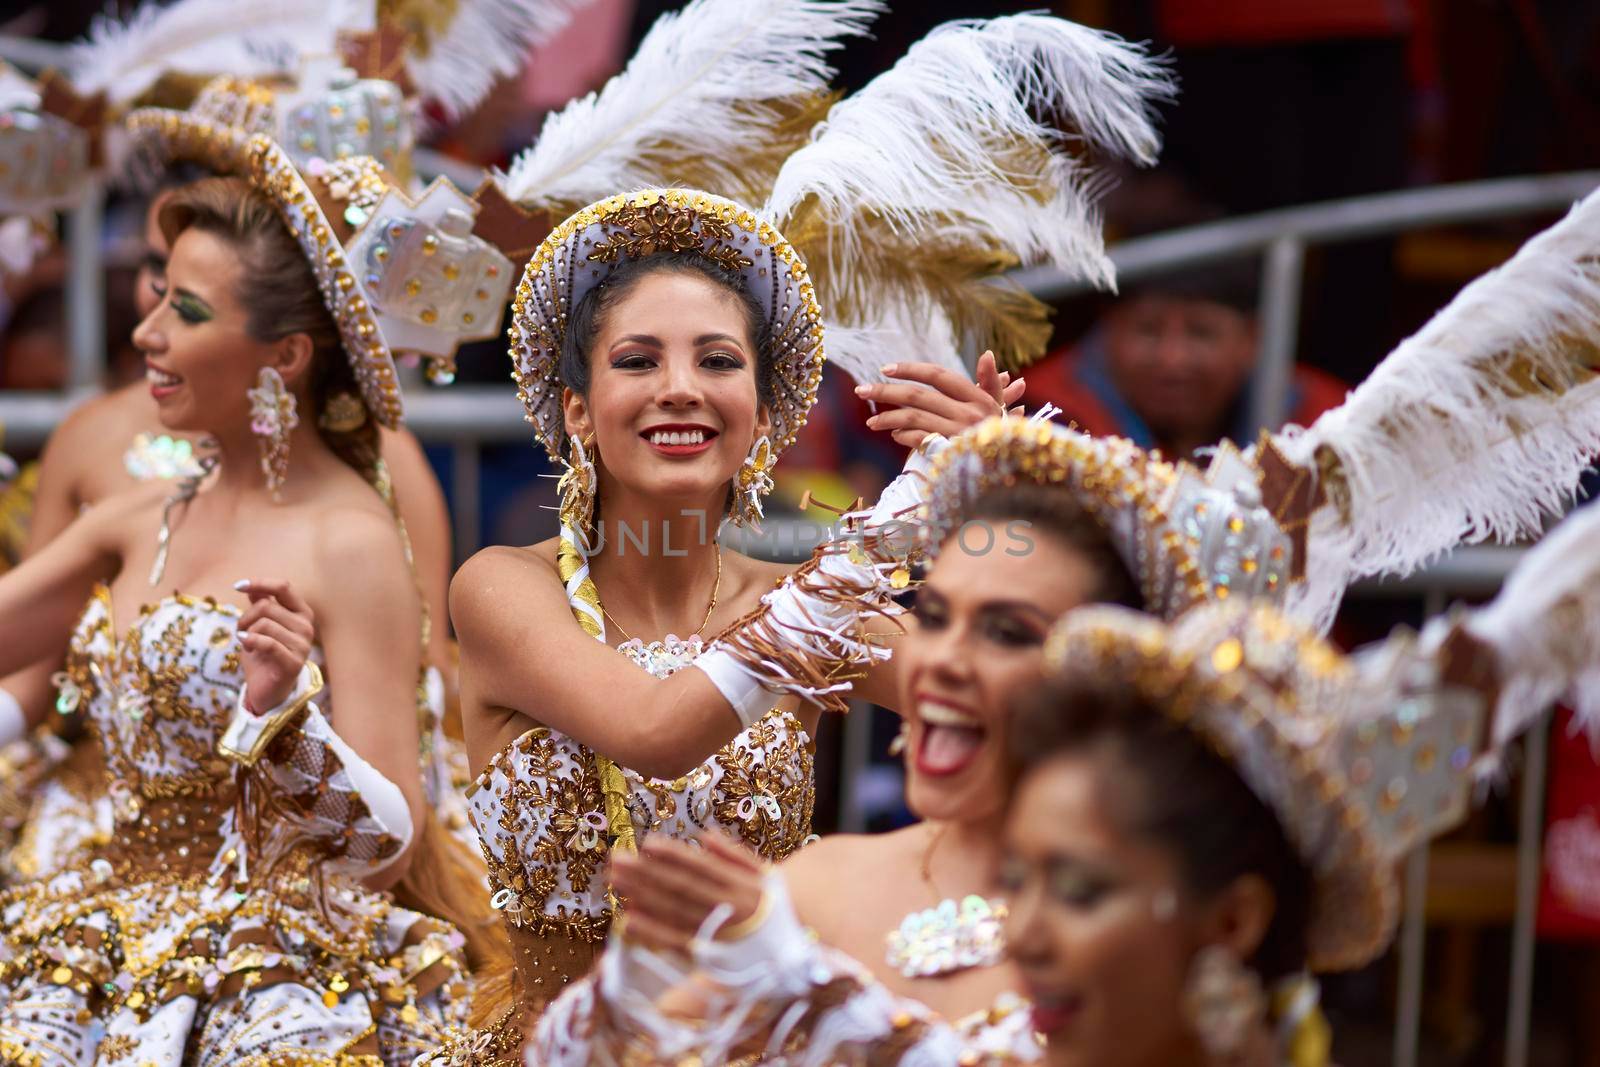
xmin=430 ymin=633 xmax=814 ymax=1066
xmin=0 ymin=588 xmax=469 ymax=1066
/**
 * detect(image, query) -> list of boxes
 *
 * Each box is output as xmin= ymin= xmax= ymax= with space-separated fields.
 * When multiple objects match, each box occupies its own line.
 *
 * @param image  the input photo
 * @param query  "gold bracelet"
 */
xmin=718 ymin=887 xmax=774 ymax=943
xmin=217 ymin=663 xmax=326 ymax=766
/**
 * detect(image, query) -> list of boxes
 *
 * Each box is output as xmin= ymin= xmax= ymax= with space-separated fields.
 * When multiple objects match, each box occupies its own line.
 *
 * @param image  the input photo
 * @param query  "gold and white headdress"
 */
xmin=240 ymin=138 xmax=514 ymax=424
xmin=124 ymin=40 xmax=522 ymax=393
xmin=1044 ymin=599 xmax=1485 ymax=971
xmin=124 ymin=65 xmax=412 ymax=185
xmin=913 ymin=416 xmax=1294 ymax=620
xmin=509 ymin=13 xmax=1174 ymax=469
xmin=971 ymin=181 xmax=1600 ymax=636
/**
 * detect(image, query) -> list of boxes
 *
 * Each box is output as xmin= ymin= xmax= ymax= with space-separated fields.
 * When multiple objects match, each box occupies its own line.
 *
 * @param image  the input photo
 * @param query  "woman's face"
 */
xmin=1003 ymin=751 xmax=1204 ymax=1067
xmin=899 ymin=528 xmax=1101 ymax=823
xmin=130 ymin=228 xmax=281 ymax=433
xmin=134 ymin=192 xmax=174 ymax=320
xmin=565 ymin=270 xmax=769 ymax=523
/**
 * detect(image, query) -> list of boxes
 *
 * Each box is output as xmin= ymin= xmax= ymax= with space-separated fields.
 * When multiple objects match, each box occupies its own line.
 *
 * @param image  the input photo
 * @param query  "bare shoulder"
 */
xmin=377 ymin=426 xmax=432 ymax=481
xmin=312 ymin=498 xmax=405 ymax=559
xmin=450 ymin=542 xmax=558 ymax=629
xmin=783 ymin=828 xmax=914 ymax=891
xmin=309 ymin=501 xmax=410 ymax=594
xmin=72 ymin=381 xmax=154 ymax=433
xmin=782 ymin=826 xmax=925 ymax=932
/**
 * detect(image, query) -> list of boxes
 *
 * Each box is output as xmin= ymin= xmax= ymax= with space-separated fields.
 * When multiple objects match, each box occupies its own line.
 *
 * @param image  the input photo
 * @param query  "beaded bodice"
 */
xmin=468 ymin=637 xmax=815 ymax=939
xmin=60 ymin=586 xmax=245 ymax=840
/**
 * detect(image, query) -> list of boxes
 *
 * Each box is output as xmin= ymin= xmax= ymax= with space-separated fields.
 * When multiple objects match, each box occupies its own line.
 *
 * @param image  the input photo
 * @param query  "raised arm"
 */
xmin=531 ymin=835 xmax=999 ymax=1067
xmin=454 ymin=546 xmax=748 ymax=779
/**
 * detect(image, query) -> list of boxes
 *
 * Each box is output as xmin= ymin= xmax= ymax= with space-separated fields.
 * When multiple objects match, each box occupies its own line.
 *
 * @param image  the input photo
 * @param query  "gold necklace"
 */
xmin=598 ymin=545 xmax=722 ymax=642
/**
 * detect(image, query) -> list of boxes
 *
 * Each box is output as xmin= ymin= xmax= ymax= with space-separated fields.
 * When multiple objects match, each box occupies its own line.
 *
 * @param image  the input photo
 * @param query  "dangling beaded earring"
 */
xmin=728 ymin=436 xmax=775 ymax=527
xmin=247 ymin=366 xmax=298 ymax=500
xmin=1181 ymin=944 xmax=1267 ymax=1063
xmin=557 ymin=432 xmax=600 ymax=550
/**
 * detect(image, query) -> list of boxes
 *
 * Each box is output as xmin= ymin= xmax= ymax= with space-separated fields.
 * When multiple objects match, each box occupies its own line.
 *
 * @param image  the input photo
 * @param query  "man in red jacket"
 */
xmin=1028 ymin=258 xmax=1346 ymax=462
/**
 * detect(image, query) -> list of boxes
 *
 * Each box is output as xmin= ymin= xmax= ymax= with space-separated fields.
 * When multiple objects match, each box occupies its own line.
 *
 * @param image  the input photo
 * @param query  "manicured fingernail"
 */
xmin=239 ymin=633 xmax=254 ymax=646
xmin=233 ymin=579 xmax=250 ymax=591
xmin=883 ymin=363 xmax=898 ymax=374
xmin=854 ymin=384 xmax=871 ymax=396
xmin=866 ymin=415 xmax=879 ymax=427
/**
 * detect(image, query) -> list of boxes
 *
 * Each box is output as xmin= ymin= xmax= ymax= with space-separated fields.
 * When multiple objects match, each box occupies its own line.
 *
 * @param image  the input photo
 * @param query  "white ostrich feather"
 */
xmin=1463 ymin=501 xmax=1600 ymax=748
xmin=407 ymin=0 xmax=592 ymax=121
xmin=1268 ymin=186 xmax=1600 ymax=631
xmin=68 ymin=0 xmax=356 ymax=106
xmin=502 ymin=0 xmax=882 ymax=212
xmin=764 ymin=14 xmax=1173 ymax=382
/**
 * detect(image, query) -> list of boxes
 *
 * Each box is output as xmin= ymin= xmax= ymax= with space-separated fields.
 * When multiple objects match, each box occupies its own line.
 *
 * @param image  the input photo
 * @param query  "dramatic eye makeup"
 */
xmin=170 ymin=289 xmax=214 ymax=324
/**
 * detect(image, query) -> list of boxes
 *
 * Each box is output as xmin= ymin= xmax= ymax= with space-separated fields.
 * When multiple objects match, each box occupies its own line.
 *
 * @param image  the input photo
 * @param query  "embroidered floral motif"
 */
xmin=586 ymin=202 xmax=751 ymax=271
xmin=469 ymin=639 xmax=815 ymax=939
xmin=0 ymin=589 xmax=470 ymax=1060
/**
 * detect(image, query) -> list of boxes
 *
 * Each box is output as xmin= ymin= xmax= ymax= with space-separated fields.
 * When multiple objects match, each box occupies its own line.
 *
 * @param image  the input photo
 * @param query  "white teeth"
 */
xmin=146 ymin=367 xmax=180 ymax=387
xmin=650 ymin=430 xmax=706 ymax=446
xmin=917 ymin=701 xmax=982 ymax=729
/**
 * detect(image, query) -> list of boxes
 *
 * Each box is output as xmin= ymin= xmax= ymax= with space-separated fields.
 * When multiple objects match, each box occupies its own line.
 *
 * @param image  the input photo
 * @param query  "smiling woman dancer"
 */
xmin=434 ymin=12 xmax=1175 ymax=1065
xmin=0 ymin=141 xmax=507 ymax=1063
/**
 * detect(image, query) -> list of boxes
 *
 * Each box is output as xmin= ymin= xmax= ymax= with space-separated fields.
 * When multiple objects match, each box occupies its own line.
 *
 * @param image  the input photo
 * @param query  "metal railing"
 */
xmin=2 ymin=97 xmax=1593 ymax=1065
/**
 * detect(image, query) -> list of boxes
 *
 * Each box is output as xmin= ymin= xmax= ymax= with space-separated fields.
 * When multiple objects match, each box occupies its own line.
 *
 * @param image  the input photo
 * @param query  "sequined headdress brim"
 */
xmin=245 ymin=135 xmax=405 ymax=428
xmin=1043 ymin=604 xmax=1395 ymax=972
xmin=510 ymin=187 xmax=825 ymax=461
xmin=917 ymin=417 xmax=1208 ymax=620
xmin=123 ymin=101 xmax=254 ymax=178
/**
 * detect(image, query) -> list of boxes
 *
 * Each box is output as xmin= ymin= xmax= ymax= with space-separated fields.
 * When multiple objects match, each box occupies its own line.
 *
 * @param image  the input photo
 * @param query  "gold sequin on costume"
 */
xmin=418 ymin=639 xmax=814 ymax=1067
xmin=0 ymin=589 xmax=471 ymax=1066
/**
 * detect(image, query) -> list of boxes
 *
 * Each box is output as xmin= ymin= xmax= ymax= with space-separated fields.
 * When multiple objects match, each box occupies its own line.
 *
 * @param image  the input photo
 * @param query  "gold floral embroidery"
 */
xmin=0 ymin=590 xmax=469 ymax=1059
xmin=587 ymin=202 xmax=751 ymax=271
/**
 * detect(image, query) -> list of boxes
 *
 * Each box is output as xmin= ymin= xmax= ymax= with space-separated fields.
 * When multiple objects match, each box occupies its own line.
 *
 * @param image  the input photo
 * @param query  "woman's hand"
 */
xmin=236 ymin=578 xmax=316 ymax=712
xmin=610 ymin=833 xmax=767 ymax=953
xmin=856 ymin=350 xmax=1027 ymax=448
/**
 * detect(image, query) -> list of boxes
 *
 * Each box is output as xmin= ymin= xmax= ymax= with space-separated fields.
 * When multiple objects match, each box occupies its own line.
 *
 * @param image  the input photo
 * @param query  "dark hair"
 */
xmin=1011 ymin=677 xmax=1312 ymax=982
xmin=158 ymin=177 xmax=379 ymax=481
xmin=1123 ymin=258 xmax=1260 ymax=315
xmin=557 ymin=252 xmax=775 ymax=409
xmin=960 ymin=483 xmax=1142 ymax=609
